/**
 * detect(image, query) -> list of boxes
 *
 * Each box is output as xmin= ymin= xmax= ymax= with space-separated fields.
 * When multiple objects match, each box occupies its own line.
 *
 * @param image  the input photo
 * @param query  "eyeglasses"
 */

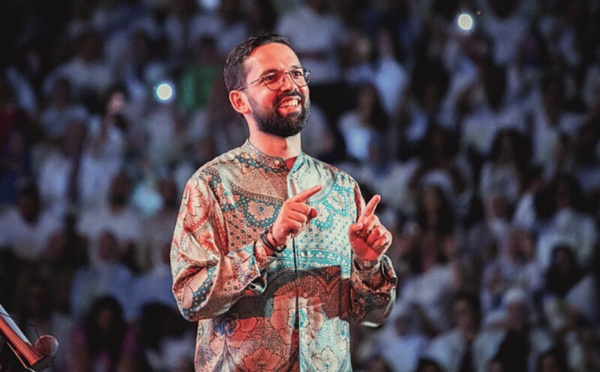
xmin=237 ymin=68 xmax=311 ymax=91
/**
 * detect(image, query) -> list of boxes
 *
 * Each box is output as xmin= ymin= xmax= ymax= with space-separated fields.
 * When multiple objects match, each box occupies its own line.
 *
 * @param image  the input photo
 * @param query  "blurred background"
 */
xmin=0 ymin=0 xmax=599 ymax=371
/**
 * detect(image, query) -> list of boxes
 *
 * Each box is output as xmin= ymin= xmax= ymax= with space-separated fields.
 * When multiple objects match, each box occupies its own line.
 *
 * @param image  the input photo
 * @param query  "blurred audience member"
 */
xmin=37 ymin=77 xmax=89 ymax=142
xmin=78 ymin=84 xmax=135 ymax=209
xmin=68 ymin=295 xmax=145 ymax=372
xmin=427 ymin=291 xmax=483 ymax=372
xmin=409 ymin=126 xmax=472 ymax=218
xmin=36 ymin=120 xmax=87 ymax=217
xmin=0 ymin=182 xmax=61 ymax=262
xmin=476 ymin=287 xmax=554 ymax=372
xmin=43 ymin=29 xmax=115 ymax=111
xmin=134 ymin=233 xmax=178 ymax=313
xmin=77 ymin=171 xmax=142 ymax=271
xmin=528 ymin=73 xmax=584 ymax=169
xmin=536 ymin=347 xmax=571 ymax=372
xmin=400 ymin=231 xmax=456 ymax=336
xmin=70 ymin=230 xmax=135 ymax=321
xmin=337 ymin=82 xmax=389 ymax=164
xmin=542 ymin=243 xmax=598 ymax=340
xmin=479 ymin=129 xmax=529 ymax=207
xmin=138 ymin=176 xmax=179 ymax=271
xmin=177 ymin=35 xmax=222 ymax=114
xmin=348 ymin=134 xmax=417 ymax=219
xmin=139 ymin=302 xmax=196 ymax=372
xmin=13 ymin=276 xmax=74 ymax=372
xmin=413 ymin=357 xmax=444 ymax=372
xmin=375 ymin=301 xmax=428 ymax=372
xmin=534 ymin=174 xmax=597 ymax=271
xmin=0 ymin=76 xmax=38 ymax=205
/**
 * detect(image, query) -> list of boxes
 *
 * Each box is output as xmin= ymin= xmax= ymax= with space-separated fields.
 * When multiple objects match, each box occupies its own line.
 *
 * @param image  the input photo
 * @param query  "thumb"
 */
xmin=349 ymin=222 xmax=363 ymax=239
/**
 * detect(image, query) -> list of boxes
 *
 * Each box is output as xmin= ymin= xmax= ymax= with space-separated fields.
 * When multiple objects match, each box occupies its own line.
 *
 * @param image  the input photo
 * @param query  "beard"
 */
xmin=250 ymin=91 xmax=310 ymax=138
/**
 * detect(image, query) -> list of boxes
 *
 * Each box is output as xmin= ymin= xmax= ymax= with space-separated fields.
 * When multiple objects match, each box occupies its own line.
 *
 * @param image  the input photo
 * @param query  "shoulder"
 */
xmin=432 ymin=328 xmax=461 ymax=345
xmin=303 ymin=154 xmax=359 ymax=186
xmin=187 ymin=146 xmax=244 ymax=181
xmin=0 ymin=207 xmax=19 ymax=223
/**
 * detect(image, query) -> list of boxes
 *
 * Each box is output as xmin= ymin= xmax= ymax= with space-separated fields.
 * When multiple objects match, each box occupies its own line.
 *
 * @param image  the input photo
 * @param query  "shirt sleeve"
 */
xmin=349 ymin=182 xmax=398 ymax=327
xmin=351 ymin=255 xmax=397 ymax=326
xmin=170 ymin=174 xmax=275 ymax=322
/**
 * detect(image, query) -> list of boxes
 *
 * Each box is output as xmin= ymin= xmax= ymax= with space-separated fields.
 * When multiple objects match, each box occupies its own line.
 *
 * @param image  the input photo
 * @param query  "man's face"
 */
xmin=242 ymin=43 xmax=310 ymax=138
xmin=453 ymin=299 xmax=474 ymax=330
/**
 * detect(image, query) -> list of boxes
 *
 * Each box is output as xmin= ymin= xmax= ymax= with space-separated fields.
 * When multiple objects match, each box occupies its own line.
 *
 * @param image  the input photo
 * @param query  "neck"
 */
xmin=109 ymin=204 xmax=125 ymax=214
xmin=249 ymin=131 xmax=302 ymax=161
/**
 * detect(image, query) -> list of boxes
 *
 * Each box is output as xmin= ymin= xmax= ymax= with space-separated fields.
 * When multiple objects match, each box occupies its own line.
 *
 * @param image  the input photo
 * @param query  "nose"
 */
xmin=280 ymin=72 xmax=296 ymax=91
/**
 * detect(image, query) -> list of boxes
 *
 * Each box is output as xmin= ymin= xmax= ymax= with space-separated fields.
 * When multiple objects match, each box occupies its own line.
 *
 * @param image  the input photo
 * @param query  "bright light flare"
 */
xmin=154 ymin=82 xmax=175 ymax=103
xmin=457 ymin=13 xmax=475 ymax=32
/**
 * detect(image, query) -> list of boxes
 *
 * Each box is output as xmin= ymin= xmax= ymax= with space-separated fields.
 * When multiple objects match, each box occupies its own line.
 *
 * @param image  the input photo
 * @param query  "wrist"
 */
xmin=270 ymin=229 xmax=286 ymax=247
xmin=354 ymin=256 xmax=382 ymax=270
xmin=260 ymin=230 xmax=285 ymax=254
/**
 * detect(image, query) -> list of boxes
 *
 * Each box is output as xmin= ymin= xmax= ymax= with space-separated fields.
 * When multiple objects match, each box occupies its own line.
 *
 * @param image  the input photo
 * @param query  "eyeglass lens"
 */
xmin=264 ymin=69 xmax=310 ymax=90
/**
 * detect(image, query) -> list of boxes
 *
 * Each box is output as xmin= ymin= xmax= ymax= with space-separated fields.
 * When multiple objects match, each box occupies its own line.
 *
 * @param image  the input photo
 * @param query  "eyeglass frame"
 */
xmin=236 ymin=68 xmax=311 ymax=91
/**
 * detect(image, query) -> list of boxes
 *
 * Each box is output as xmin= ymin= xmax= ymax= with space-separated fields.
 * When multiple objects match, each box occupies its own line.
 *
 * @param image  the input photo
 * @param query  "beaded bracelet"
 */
xmin=260 ymin=230 xmax=286 ymax=253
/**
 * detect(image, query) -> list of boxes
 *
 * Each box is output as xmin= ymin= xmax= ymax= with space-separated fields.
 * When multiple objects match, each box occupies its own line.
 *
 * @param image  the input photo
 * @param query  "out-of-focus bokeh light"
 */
xmin=154 ymin=82 xmax=175 ymax=103
xmin=457 ymin=12 xmax=475 ymax=32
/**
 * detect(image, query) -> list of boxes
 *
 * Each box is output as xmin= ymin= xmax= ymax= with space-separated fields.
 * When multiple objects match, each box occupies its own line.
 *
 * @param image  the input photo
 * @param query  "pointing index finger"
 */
xmin=290 ymin=185 xmax=323 ymax=203
xmin=360 ymin=194 xmax=381 ymax=220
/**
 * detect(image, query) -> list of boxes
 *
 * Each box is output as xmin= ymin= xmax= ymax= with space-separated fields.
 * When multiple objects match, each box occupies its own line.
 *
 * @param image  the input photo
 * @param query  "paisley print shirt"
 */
xmin=170 ymin=141 xmax=397 ymax=372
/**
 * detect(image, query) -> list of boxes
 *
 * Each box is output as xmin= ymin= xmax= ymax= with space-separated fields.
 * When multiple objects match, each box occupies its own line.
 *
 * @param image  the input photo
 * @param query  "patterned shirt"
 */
xmin=171 ymin=140 xmax=397 ymax=372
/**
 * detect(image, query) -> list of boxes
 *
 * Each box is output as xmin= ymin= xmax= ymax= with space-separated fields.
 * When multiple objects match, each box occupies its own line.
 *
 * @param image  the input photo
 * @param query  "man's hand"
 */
xmin=271 ymin=185 xmax=323 ymax=247
xmin=349 ymin=195 xmax=392 ymax=262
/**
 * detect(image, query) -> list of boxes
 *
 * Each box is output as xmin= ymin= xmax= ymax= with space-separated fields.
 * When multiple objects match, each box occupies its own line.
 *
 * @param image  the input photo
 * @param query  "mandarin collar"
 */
xmin=242 ymin=140 xmax=306 ymax=174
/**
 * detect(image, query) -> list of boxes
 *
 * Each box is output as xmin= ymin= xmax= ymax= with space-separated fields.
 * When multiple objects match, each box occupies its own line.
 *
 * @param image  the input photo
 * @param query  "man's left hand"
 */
xmin=348 ymin=195 xmax=393 ymax=262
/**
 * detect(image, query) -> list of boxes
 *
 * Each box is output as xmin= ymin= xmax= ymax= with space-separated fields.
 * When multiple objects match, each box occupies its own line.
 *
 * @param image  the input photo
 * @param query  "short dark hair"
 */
xmin=223 ymin=33 xmax=292 ymax=92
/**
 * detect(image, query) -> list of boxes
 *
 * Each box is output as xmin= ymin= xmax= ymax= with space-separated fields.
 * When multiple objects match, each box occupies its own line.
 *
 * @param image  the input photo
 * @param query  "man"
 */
xmin=170 ymin=33 xmax=397 ymax=372
xmin=426 ymin=291 xmax=482 ymax=372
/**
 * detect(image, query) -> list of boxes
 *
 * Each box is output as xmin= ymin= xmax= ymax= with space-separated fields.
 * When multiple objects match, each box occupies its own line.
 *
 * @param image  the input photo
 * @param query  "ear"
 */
xmin=229 ymin=90 xmax=250 ymax=115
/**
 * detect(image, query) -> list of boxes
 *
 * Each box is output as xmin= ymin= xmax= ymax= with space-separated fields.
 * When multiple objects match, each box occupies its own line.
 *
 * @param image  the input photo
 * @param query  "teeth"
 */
xmin=279 ymin=98 xmax=299 ymax=108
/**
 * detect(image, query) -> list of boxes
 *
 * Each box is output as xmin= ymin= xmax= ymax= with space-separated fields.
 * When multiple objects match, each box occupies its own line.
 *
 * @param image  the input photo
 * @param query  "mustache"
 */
xmin=274 ymin=91 xmax=305 ymax=107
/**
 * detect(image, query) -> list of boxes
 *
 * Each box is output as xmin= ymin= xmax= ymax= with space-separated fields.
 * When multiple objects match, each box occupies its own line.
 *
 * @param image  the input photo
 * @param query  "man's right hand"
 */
xmin=271 ymin=185 xmax=323 ymax=247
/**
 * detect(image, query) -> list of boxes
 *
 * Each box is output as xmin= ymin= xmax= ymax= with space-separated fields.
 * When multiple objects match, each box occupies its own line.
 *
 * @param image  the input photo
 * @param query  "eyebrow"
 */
xmin=259 ymin=64 xmax=304 ymax=76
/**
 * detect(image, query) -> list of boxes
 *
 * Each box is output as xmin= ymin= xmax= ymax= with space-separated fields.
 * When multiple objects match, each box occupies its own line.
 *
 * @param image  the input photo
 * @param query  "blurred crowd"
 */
xmin=1 ymin=0 xmax=599 ymax=371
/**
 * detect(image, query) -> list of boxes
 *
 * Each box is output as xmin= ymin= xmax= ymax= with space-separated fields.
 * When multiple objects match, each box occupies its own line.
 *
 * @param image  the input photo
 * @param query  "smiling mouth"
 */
xmin=278 ymin=97 xmax=301 ymax=109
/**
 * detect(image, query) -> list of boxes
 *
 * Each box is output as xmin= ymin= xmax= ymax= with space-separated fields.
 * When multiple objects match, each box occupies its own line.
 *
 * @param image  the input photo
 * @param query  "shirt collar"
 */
xmin=242 ymin=140 xmax=306 ymax=174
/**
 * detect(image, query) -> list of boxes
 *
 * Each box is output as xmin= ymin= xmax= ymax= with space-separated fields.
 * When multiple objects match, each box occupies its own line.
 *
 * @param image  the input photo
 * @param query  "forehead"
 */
xmin=453 ymin=299 xmax=471 ymax=312
xmin=244 ymin=42 xmax=301 ymax=76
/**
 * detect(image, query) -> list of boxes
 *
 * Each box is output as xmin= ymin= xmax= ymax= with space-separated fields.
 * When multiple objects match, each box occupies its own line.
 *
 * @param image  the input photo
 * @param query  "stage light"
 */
xmin=457 ymin=12 xmax=475 ymax=32
xmin=154 ymin=81 xmax=175 ymax=103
